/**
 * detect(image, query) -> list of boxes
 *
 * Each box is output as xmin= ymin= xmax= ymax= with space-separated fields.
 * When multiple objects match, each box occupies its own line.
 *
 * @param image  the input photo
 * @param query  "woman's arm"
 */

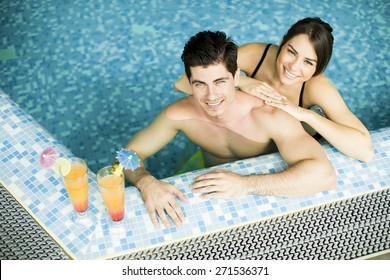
xmin=174 ymin=72 xmax=192 ymax=94
xmin=303 ymin=75 xmax=373 ymax=162
xmin=266 ymin=74 xmax=374 ymax=163
xmin=302 ymin=108 xmax=373 ymax=162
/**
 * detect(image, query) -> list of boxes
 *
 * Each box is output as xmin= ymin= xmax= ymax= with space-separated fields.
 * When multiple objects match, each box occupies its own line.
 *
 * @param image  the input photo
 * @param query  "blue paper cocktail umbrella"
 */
xmin=113 ymin=148 xmax=141 ymax=176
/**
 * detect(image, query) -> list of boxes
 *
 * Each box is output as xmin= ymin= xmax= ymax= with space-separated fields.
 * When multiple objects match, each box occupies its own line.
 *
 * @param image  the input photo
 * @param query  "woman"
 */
xmin=175 ymin=17 xmax=373 ymax=163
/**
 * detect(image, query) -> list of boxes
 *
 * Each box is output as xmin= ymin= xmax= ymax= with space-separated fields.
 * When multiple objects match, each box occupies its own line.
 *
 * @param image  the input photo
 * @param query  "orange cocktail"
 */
xmin=61 ymin=157 xmax=96 ymax=228
xmin=97 ymin=167 xmax=125 ymax=223
xmin=63 ymin=158 xmax=89 ymax=213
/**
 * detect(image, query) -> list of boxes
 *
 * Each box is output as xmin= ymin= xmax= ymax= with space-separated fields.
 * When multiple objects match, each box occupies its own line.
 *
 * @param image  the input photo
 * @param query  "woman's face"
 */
xmin=276 ymin=34 xmax=317 ymax=86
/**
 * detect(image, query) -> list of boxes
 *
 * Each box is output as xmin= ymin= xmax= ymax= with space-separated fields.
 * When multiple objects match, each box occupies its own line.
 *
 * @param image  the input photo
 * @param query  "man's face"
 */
xmin=189 ymin=63 xmax=239 ymax=119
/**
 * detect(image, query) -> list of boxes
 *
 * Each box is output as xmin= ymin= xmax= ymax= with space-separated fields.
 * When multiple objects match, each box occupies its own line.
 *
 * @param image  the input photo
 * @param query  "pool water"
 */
xmin=1 ymin=0 xmax=389 ymax=179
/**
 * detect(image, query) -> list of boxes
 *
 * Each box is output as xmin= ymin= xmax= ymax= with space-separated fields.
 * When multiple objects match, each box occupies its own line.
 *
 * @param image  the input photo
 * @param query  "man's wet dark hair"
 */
xmin=181 ymin=30 xmax=238 ymax=79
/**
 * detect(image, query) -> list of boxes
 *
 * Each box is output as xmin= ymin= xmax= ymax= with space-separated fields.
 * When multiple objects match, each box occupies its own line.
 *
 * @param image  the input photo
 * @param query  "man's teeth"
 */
xmin=207 ymin=101 xmax=222 ymax=106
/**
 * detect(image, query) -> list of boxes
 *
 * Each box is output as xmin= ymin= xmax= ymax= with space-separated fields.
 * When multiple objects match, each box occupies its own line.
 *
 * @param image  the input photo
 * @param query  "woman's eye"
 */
xmin=288 ymin=49 xmax=296 ymax=55
xmin=305 ymin=60 xmax=314 ymax=66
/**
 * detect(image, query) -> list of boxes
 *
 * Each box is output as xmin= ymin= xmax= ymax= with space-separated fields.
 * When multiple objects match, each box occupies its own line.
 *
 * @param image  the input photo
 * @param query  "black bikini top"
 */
xmin=250 ymin=43 xmax=306 ymax=107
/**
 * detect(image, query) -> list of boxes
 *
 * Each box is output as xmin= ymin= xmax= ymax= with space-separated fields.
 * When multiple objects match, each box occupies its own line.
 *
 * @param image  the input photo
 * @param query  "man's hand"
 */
xmin=139 ymin=177 xmax=188 ymax=228
xmin=191 ymin=170 xmax=249 ymax=199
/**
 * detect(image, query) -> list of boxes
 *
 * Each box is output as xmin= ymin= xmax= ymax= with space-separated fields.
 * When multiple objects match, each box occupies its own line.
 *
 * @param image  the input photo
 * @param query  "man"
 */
xmin=124 ymin=31 xmax=336 ymax=228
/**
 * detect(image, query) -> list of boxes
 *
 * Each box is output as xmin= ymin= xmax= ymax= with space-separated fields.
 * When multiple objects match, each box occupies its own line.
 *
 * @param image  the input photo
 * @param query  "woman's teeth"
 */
xmin=285 ymin=69 xmax=298 ymax=79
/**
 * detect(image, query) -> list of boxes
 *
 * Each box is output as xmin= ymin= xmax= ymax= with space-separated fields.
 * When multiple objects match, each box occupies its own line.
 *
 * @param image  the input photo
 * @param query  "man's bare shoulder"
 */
xmin=239 ymin=92 xmax=280 ymax=117
xmin=251 ymin=100 xmax=300 ymax=129
xmin=165 ymin=96 xmax=198 ymax=120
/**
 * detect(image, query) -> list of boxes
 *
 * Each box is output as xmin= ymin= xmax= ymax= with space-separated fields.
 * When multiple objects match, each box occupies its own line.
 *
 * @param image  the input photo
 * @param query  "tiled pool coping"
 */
xmin=1 ymin=91 xmax=389 ymax=259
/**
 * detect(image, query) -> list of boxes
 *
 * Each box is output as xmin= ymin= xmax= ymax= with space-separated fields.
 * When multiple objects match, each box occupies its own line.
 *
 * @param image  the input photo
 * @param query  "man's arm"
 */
xmin=249 ymin=108 xmax=337 ymax=196
xmin=123 ymin=108 xmax=188 ymax=227
xmin=192 ymin=108 xmax=336 ymax=198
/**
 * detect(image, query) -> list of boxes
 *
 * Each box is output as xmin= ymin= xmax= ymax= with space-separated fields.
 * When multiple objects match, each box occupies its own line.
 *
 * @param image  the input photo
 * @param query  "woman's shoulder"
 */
xmin=238 ymin=42 xmax=277 ymax=74
xmin=238 ymin=42 xmax=273 ymax=56
xmin=305 ymin=74 xmax=337 ymax=93
xmin=304 ymin=73 xmax=343 ymax=106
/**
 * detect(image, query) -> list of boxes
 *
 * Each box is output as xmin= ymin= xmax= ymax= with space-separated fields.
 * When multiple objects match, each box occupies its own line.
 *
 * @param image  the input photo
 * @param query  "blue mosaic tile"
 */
xmin=1 ymin=0 xmax=390 ymax=259
xmin=0 ymin=0 xmax=389 ymax=179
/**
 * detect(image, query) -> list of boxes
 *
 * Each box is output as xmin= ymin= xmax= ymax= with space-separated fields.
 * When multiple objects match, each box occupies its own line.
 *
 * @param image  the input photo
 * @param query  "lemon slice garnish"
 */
xmin=53 ymin=157 xmax=71 ymax=176
xmin=113 ymin=164 xmax=124 ymax=177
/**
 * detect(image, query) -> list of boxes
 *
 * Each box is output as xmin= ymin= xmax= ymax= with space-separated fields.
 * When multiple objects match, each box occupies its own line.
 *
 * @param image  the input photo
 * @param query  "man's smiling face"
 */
xmin=190 ymin=63 xmax=239 ymax=119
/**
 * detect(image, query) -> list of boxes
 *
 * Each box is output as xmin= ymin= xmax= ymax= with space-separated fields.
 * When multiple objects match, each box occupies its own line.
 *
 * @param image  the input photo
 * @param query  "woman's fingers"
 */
xmin=260 ymin=84 xmax=285 ymax=100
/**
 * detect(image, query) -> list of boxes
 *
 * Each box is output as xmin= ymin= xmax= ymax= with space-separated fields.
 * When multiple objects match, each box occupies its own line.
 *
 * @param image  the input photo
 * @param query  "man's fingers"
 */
xmin=194 ymin=185 xmax=220 ymax=194
xmin=165 ymin=201 xmax=184 ymax=227
xmin=173 ymin=188 xmax=188 ymax=202
xmin=147 ymin=207 xmax=159 ymax=227
xmin=194 ymin=170 xmax=226 ymax=181
xmin=201 ymin=191 xmax=223 ymax=199
xmin=156 ymin=207 xmax=171 ymax=229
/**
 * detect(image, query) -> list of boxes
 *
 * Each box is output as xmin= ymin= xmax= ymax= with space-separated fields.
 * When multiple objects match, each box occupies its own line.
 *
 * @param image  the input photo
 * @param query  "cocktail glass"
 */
xmin=62 ymin=157 xmax=96 ymax=228
xmin=96 ymin=166 xmax=126 ymax=234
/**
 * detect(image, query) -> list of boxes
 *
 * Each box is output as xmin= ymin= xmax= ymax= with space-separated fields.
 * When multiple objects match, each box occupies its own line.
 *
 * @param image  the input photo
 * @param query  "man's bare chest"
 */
xmin=181 ymin=119 xmax=275 ymax=160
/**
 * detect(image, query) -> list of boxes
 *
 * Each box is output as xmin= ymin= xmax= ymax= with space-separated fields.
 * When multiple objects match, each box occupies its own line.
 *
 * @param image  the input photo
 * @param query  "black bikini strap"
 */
xmin=250 ymin=44 xmax=272 ymax=78
xmin=299 ymin=82 xmax=306 ymax=107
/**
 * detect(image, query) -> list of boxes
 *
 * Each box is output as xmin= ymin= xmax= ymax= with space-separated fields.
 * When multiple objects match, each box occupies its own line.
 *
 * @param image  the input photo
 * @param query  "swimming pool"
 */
xmin=1 ymin=0 xmax=389 ymax=179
